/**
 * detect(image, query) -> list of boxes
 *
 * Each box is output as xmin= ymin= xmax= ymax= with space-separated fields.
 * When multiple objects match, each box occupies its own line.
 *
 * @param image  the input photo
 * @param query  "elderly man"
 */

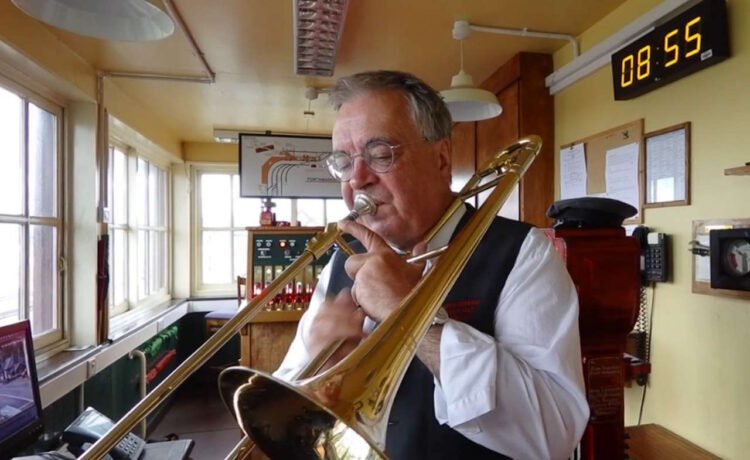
xmin=276 ymin=70 xmax=589 ymax=460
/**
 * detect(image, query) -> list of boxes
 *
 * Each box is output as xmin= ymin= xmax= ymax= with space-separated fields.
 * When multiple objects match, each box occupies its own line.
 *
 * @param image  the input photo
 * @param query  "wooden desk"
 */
xmin=626 ymin=424 xmax=720 ymax=460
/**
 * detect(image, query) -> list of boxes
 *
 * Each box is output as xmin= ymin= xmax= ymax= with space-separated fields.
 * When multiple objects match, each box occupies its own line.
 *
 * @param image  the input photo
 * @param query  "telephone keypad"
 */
xmin=644 ymin=243 xmax=668 ymax=282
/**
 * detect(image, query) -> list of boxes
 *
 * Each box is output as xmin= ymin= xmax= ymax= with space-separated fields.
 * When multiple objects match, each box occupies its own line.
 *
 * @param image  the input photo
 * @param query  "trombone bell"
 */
xmin=220 ymin=367 xmax=384 ymax=459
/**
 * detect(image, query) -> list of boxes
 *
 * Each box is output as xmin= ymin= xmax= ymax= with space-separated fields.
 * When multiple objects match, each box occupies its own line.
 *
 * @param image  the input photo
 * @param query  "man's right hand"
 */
xmin=302 ymin=288 xmax=367 ymax=367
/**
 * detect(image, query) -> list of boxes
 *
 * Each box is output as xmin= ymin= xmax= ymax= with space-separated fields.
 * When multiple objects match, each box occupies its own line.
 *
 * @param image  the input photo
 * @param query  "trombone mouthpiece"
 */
xmin=346 ymin=194 xmax=376 ymax=221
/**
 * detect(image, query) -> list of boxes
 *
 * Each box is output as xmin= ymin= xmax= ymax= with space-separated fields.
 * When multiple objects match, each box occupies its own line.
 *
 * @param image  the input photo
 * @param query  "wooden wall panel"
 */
xmin=477 ymin=82 xmax=519 ymax=167
xmin=517 ymin=53 xmax=554 ymax=227
xmin=476 ymin=52 xmax=554 ymax=227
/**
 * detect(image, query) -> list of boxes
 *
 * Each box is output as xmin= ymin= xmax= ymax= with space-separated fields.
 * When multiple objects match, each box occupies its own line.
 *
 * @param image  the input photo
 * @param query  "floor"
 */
xmin=149 ymin=380 xmax=244 ymax=460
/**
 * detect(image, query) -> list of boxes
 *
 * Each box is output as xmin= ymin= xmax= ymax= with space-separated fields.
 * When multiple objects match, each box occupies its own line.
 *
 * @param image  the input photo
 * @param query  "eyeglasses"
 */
xmin=325 ymin=140 xmax=404 ymax=182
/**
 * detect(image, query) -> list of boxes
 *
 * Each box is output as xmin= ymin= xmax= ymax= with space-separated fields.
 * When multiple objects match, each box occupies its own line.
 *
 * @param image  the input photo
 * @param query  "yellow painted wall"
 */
xmin=553 ymin=1 xmax=750 ymax=457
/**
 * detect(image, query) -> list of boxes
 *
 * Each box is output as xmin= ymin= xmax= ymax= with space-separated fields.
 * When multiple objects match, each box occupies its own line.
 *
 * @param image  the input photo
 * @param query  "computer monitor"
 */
xmin=0 ymin=320 xmax=43 ymax=456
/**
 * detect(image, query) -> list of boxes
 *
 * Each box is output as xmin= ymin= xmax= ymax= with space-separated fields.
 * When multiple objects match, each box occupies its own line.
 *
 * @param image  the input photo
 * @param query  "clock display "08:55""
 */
xmin=619 ymin=16 xmax=702 ymax=88
xmin=610 ymin=0 xmax=729 ymax=100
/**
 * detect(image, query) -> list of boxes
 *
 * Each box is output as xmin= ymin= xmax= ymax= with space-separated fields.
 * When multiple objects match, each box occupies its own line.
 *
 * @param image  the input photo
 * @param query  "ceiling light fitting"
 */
xmin=12 ymin=0 xmax=175 ymax=42
xmin=304 ymin=86 xmax=330 ymax=101
xmin=293 ymin=0 xmax=350 ymax=76
xmin=303 ymin=86 xmax=332 ymax=127
xmin=453 ymin=20 xmax=579 ymax=58
xmin=213 ymin=129 xmax=239 ymax=144
xmin=440 ymin=21 xmax=502 ymax=122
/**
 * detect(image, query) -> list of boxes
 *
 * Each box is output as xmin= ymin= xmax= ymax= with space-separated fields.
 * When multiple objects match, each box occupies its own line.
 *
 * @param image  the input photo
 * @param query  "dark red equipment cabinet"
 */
xmin=545 ymin=227 xmax=641 ymax=460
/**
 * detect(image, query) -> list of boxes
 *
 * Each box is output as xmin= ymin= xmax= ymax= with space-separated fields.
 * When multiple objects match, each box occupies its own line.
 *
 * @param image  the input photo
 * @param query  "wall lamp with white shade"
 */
xmin=11 ymin=0 xmax=175 ymax=42
xmin=440 ymin=21 xmax=502 ymax=122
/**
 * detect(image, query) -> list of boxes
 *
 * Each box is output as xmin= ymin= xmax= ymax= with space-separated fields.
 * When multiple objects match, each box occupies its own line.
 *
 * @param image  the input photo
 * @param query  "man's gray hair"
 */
xmin=328 ymin=70 xmax=452 ymax=143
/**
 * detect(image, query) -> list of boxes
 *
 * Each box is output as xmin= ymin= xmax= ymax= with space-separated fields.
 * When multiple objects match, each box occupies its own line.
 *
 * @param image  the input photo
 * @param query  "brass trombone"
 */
xmin=219 ymin=135 xmax=542 ymax=459
xmin=78 ymin=135 xmax=540 ymax=460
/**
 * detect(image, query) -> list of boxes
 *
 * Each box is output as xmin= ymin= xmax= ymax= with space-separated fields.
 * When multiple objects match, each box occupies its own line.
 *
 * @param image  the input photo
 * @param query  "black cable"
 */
xmin=637 ymin=281 xmax=656 ymax=425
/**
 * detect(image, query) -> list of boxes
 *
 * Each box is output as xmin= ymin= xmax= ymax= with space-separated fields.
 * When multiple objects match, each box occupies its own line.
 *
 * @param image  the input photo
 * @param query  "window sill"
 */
xmin=37 ymin=297 xmax=192 ymax=408
xmin=37 ymin=297 xmax=242 ymax=408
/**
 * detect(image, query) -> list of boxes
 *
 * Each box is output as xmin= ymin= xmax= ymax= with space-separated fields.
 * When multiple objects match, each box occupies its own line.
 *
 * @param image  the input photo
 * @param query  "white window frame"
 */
xmin=191 ymin=164 xmax=248 ymax=297
xmin=107 ymin=143 xmax=130 ymax=316
xmin=0 ymin=74 xmax=65 ymax=349
xmin=107 ymin=140 xmax=171 ymax=321
xmin=191 ymin=164 xmax=346 ymax=297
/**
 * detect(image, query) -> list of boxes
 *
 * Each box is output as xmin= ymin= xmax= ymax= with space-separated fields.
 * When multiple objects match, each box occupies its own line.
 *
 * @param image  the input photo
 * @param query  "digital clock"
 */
xmin=611 ymin=0 xmax=729 ymax=100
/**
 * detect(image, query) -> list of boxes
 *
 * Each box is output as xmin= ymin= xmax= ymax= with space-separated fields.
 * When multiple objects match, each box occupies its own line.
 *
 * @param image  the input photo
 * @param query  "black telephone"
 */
xmin=62 ymin=407 xmax=145 ymax=460
xmin=633 ymin=226 xmax=669 ymax=283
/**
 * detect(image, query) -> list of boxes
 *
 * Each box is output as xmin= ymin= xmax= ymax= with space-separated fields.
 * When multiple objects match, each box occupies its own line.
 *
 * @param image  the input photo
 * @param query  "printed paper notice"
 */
xmin=605 ymin=143 xmax=640 ymax=218
xmin=645 ymin=128 xmax=686 ymax=203
xmin=560 ymin=143 xmax=587 ymax=199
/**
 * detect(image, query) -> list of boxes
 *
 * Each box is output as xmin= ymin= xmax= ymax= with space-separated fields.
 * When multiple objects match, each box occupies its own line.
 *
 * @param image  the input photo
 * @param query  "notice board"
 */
xmin=560 ymin=119 xmax=644 ymax=224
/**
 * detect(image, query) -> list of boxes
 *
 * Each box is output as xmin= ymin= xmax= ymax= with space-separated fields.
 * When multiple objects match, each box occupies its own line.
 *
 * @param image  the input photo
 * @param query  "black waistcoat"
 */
xmin=326 ymin=209 xmax=531 ymax=460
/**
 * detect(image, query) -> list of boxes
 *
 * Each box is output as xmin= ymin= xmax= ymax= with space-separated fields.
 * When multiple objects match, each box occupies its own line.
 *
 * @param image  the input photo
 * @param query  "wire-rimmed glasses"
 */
xmin=325 ymin=140 xmax=404 ymax=182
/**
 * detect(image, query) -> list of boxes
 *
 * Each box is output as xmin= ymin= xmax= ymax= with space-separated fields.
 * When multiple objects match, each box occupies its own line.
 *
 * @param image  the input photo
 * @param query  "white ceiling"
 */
xmin=9 ymin=0 xmax=628 ymax=143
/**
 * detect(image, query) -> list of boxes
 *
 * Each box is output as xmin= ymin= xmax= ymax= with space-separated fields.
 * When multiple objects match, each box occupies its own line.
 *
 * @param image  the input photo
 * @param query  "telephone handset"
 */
xmin=62 ymin=407 xmax=145 ymax=460
xmin=633 ymin=226 xmax=669 ymax=283
xmin=628 ymin=226 xmax=668 ymax=385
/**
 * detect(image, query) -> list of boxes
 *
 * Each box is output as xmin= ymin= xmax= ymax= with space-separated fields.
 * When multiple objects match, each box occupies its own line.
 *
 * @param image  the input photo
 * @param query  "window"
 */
xmin=0 ymin=80 xmax=63 ymax=346
xmin=108 ymin=145 xmax=169 ymax=316
xmin=193 ymin=167 xmax=345 ymax=295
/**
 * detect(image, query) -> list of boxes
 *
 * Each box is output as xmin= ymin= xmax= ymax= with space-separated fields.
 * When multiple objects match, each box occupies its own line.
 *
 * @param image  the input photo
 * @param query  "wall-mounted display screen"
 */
xmin=611 ymin=0 xmax=729 ymax=100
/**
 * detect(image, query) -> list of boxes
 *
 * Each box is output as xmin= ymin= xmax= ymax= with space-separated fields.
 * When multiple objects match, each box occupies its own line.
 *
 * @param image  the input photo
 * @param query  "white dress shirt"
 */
xmin=275 ymin=207 xmax=590 ymax=460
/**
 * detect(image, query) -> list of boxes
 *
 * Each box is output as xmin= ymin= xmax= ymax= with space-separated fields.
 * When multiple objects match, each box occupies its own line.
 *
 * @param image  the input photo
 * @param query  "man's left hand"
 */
xmin=338 ymin=219 xmax=427 ymax=322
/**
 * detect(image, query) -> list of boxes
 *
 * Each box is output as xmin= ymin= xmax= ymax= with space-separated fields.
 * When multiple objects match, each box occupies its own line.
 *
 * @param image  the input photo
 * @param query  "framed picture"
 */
xmin=643 ymin=122 xmax=690 ymax=208
xmin=239 ymin=133 xmax=340 ymax=198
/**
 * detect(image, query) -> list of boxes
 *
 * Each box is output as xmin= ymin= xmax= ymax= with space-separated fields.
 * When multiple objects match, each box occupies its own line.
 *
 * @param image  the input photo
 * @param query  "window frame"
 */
xmin=0 ymin=74 xmax=65 ymax=349
xmin=107 ymin=139 xmax=171 ymax=322
xmin=190 ymin=164 xmax=346 ymax=297
xmin=191 ymin=164 xmax=245 ymax=297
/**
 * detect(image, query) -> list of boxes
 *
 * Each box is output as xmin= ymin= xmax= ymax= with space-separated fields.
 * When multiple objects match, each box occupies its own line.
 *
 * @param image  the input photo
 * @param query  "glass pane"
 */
xmin=202 ymin=231 xmax=231 ymax=284
xmin=201 ymin=174 xmax=231 ymax=227
xmin=233 ymin=231 xmax=247 ymax=278
xmin=297 ymin=199 xmax=325 ymax=226
xmin=148 ymin=164 xmax=157 ymax=226
xmin=148 ymin=164 xmax=166 ymax=227
xmin=0 ymin=87 xmax=23 ymax=215
xmin=325 ymin=199 xmax=349 ymax=223
xmin=233 ymin=175 xmax=261 ymax=227
xmin=157 ymin=168 xmax=166 ymax=227
xmin=29 ymin=225 xmax=56 ymax=334
xmin=108 ymin=230 xmax=113 ymax=309
xmin=274 ymin=198 xmax=292 ymax=224
xmin=149 ymin=231 xmax=166 ymax=292
xmin=111 ymin=147 xmax=128 ymax=225
xmin=138 ymin=230 xmax=147 ymax=299
xmin=111 ymin=229 xmax=127 ymax=308
xmin=136 ymin=158 xmax=148 ymax=226
xmin=0 ymin=224 xmax=21 ymax=326
xmin=28 ymin=103 xmax=57 ymax=217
